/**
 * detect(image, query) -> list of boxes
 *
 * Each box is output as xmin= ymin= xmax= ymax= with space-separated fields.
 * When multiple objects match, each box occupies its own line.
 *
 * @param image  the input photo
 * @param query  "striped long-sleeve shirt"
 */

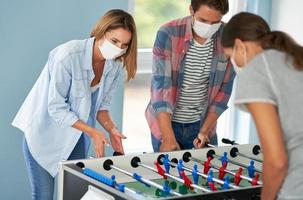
xmin=145 ymin=16 xmax=236 ymax=141
xmin=172 ymin=38 xmax=214 ymax=123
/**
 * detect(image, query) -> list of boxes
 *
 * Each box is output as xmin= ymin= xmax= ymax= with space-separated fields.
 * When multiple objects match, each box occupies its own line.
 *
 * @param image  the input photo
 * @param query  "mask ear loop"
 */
xmin=191 ymin=14 xmax=196 ymax=27
xmin=99 ymin=35 xmax=108 ymax=48
xmin=191 ymin=6 xmax=198 ymax=28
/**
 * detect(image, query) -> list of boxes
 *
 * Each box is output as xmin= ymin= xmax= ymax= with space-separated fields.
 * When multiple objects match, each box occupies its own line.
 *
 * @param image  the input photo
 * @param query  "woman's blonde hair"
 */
xmin=91 ymin=9 xmax=137 ymax=81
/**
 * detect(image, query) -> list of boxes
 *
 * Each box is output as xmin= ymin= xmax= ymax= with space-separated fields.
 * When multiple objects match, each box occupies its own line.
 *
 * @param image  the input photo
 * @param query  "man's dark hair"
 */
xmin=191 ymin=0 xmax=229 ymax=15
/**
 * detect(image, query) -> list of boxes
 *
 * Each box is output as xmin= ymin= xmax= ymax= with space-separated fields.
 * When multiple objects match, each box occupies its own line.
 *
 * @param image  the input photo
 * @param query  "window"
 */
xmin=123 ymin=0 xmax=248 ymax=154
xmin=135 ymin=0 xmax=191 ymax=48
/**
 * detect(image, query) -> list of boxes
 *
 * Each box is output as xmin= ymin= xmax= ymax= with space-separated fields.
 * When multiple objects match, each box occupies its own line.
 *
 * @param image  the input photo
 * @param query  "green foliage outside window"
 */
xmin=135 ymin=0 xmax=191 ymax=48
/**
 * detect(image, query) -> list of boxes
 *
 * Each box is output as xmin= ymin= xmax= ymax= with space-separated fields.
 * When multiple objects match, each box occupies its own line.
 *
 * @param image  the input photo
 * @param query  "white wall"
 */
xmin=271 ymin=0 xmax=303 ymax=45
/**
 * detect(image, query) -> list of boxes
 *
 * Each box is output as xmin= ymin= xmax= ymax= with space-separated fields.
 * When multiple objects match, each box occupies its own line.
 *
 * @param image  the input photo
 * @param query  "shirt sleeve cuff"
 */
xmin=209 ymin=103 xmax=228 ymax=117
xmin=61 ymin=112 xmax=79 ymax=127
xmin=152 ymin=101 xmax=173 ymax=115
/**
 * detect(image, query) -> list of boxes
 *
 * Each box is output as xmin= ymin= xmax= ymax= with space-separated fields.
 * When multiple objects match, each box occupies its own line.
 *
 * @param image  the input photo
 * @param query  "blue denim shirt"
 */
xmin=12 ymin=37 xmax=123 ymax=176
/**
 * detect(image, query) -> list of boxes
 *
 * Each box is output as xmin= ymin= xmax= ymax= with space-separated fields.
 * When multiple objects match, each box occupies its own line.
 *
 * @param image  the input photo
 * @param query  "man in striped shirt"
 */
xmin=145 ymin=0 xmax=235 ymax=152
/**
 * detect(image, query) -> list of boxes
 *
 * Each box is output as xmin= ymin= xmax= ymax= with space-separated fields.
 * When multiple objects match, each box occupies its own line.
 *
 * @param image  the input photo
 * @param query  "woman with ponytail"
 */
xmin=222 ymin=12 xmax=303 ymax=200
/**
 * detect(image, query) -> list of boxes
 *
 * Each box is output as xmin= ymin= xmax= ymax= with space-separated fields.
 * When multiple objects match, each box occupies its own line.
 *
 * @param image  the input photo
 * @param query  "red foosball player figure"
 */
xmin=154 ymin=161 xmax=167 ymax=179
xmin=179 ymin=171 xmax=193 ymax=190
xmin=251 ymin=173 xmax=260 ymax=186
xmin=234 ymin=167 xmax=243 ymax=186
xmin=203 ymin=157 xmax=212 ymax=174
xmin=207 ymin=170 xmax=217 ymax=191
xmin=209 ymin=182 xmax=217 ymax=191
xmin=218 ymin=161 xmax=227 ymax=180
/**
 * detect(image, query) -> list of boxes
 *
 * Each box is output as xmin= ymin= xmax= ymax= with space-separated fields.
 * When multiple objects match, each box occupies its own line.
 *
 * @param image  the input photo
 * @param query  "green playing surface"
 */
xmin=124 ymin=169 xmax=262 ymax=198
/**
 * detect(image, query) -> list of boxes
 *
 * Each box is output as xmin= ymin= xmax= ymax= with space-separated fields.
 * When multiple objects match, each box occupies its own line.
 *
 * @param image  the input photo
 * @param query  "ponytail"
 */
xmin=262 ymin=31 xmax=303 ymax=70
xmin=222 ymin=12 xmax=303 ymax=70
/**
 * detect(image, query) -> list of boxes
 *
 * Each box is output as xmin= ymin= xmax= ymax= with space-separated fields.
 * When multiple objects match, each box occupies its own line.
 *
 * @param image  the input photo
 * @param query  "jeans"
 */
xmin=151 ymin=120 xmax=218 ymax=152
xmin=23 ymin=134 xmax=89 ymax=200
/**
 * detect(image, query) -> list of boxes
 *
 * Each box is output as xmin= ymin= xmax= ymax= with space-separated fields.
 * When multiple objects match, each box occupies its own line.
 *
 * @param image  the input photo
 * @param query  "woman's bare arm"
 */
xmin=247 ymin=102 xmax=288 ymax=200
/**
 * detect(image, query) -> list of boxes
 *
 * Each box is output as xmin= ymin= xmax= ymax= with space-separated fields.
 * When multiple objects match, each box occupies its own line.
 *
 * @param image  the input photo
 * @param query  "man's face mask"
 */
xmin=192 ymin=17 xmax=221 ymax=39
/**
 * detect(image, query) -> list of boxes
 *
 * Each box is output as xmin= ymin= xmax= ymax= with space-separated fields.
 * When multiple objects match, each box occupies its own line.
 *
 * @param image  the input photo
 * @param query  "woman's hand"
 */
xmin=91 ymin=130 xmax=109 ymax=157
xmin=109 ymin=127 xmax=127 ymax=154
xmin=72 ymin=120 xmax=110 ymax=157
xmin=193 ymin=132 xmax=210 ymax=148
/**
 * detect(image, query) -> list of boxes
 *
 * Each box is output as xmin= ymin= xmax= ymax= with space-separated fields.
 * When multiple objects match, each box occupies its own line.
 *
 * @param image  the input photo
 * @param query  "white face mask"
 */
xmin=231 ymin=45 xmax=247 ymax=74
xmin=98 ymin=39 xmax=127 ymax=60
xmin=193 ymin=18 xmax=221 ymax=39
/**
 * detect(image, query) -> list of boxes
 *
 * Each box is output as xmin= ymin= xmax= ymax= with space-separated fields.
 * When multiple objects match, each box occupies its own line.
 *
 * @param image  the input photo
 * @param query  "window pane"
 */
xmin=135 ymin=0 xmax=190 ymax=48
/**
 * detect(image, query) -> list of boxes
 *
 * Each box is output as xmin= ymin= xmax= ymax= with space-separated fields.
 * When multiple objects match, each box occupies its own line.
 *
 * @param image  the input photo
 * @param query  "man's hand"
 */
xmin=156 ymin=112 xmax=180 ymax=152
xmin=193 ymin=132 xmax=210 ymax=149
xmin=193 ymin=112 xmax=218 ymax=148
xmin=160 ymin=136 xmax=181 ymax=152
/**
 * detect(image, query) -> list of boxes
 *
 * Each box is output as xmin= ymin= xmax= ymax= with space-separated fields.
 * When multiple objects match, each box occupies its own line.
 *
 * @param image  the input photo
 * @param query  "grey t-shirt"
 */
xmin=235 ymin=49 xmax=303 ymax=199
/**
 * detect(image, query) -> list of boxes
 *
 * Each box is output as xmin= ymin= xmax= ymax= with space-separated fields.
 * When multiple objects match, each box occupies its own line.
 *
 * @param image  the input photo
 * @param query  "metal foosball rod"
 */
xmin=130 ymin=157 xmax=211 ymax=193
xmin=221 ymin=138 xmax=263 ymax=162
xmin=103 ymin=159 xmax=182 ymax=196
xmin=230 ymin=147 xmax=263 ymax=163
xmin=157 ymin=154 xmax=239 ymax=189
xmin=205 ymin=143 xmax=262 ymax=173
xmin=182 ymin=152 xmax=262 ymax=185
xmin=205 ymin=143 xmax=217 ymax=148
xmin=75 ymin=162 xmax=140 ymax=196
xmin=206 ymin=149 xmax=263 ymax=173
xmin=221 ymin=138 xmax=263 ymax=156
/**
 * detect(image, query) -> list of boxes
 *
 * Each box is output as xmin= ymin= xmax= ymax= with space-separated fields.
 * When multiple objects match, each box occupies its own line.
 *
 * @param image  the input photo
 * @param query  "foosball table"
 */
xmin=58 ymin=141 xmax=263 ymax=200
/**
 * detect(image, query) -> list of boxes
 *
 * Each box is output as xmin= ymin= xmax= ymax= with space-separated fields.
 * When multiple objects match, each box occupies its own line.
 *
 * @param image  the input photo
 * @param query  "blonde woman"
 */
xmin=12 ymin=9 xmax=137 ymax=200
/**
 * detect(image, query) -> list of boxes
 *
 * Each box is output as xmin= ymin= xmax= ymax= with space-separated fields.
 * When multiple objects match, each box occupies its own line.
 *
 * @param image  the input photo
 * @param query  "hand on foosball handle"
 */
xmin=113 ymin=151 xmax=123 ymax=156
xmin=91 ymin=130 xmax=110 ymax=158
xmin=160 ymin=139 xmax=181 ymax=152
xmin=109 ymin=127 xmax=126 ymax=155
xmin=193 ymin=133 xmax=210 ymax=149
